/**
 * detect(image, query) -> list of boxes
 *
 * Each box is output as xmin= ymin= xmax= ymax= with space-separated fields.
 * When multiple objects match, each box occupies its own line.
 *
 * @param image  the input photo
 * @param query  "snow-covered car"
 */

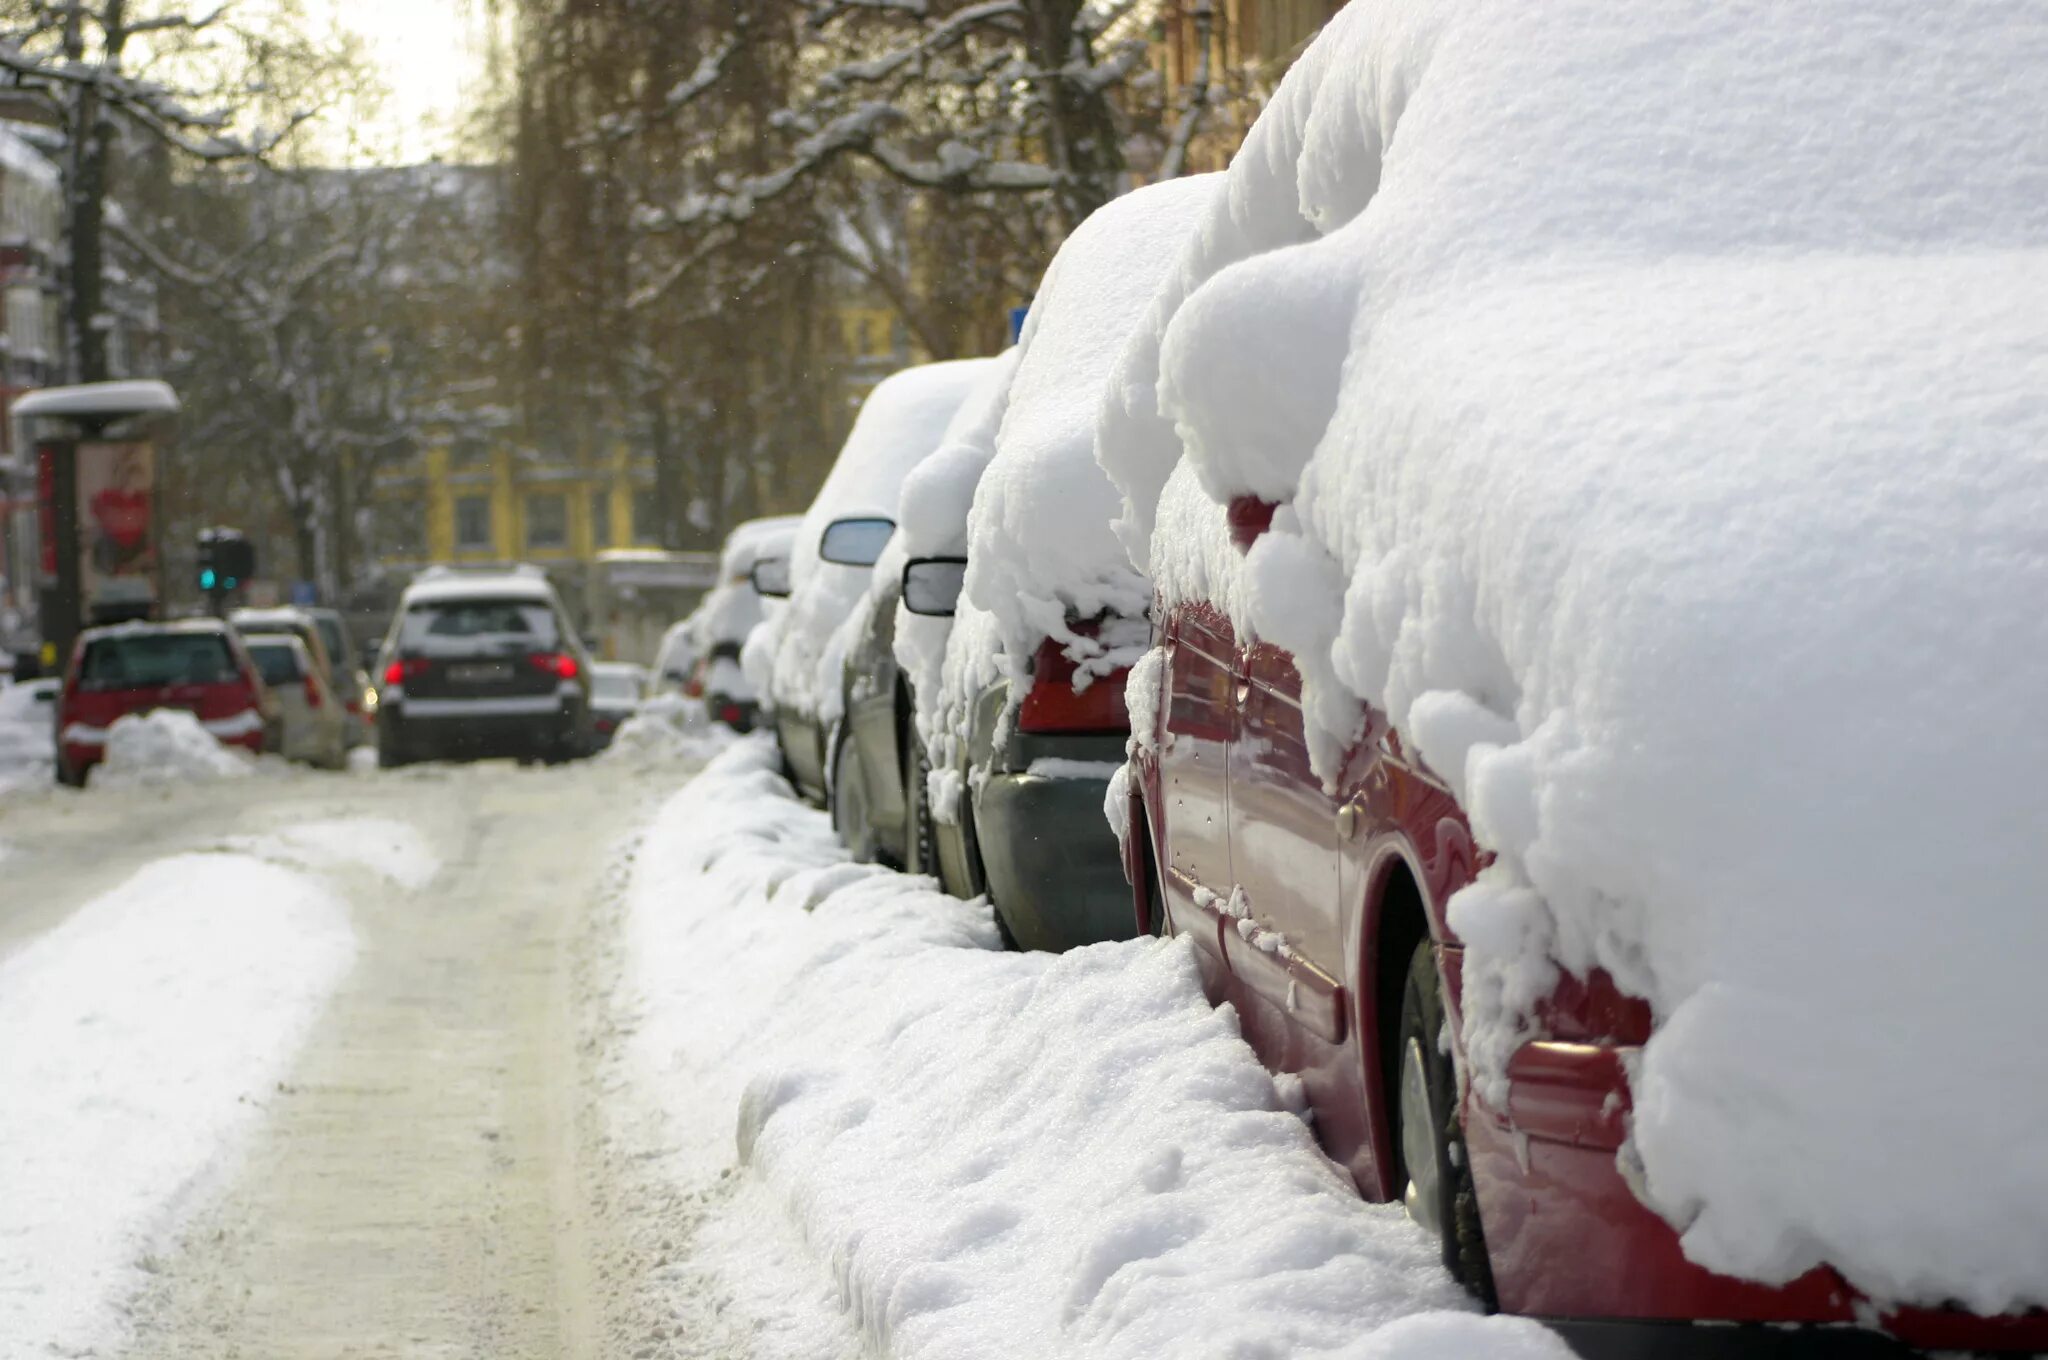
xmin=374 ymin=567 xmax=595 ymax=766
xmin=667 ymin=513 xmax=801 ymax=732
xmin=242 ymin=633 xmax=349 ymax=769
xmin=587 ymin=661 xmax=645 ymax=750
xmin=753 ymin=360 xmax=999 ymax=805
xmin=827 ymin=354 xmax=1018 ymax=869
xmin=1103 ymin=2 xmax=2048 ymax=1351
xmin=54 ymin=619 xmax=278 ymax=786
xmin=890 ymin=176 xmax=1216 ymax=951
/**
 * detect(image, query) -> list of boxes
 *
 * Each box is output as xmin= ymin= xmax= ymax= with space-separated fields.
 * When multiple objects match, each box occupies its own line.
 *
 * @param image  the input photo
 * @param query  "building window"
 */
xmin=633 ymin=489 xmax=660 ymax=545
xmin=454 ymin=495 xmax=492 ymax=552
xmin=590 ymin=489 xmax=612 ymax=550
xmin=526 ymin=492 xmax=568 ymax=550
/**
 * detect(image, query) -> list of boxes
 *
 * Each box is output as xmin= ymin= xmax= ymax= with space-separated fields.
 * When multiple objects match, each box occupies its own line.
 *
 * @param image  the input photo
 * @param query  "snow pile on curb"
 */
xmin=603 ymin=693 xmax=734 ymax=767
xmin=93 ymin=708 xmax=255 ymax=789
xmin=1102 ymin=0 xmax=2048 ymax=1312
xmin=612 ymin=738 xmax=1570 ymax=1359
xmin=0 ymin=850 xmax=357 ymax=1355
xmin=0 ymin=680 xmax=54 ymax=795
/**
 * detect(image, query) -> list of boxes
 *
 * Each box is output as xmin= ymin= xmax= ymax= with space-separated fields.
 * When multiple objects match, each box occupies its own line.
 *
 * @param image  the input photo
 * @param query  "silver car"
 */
xmin=243 ymin=634 xmax=348 ymax=770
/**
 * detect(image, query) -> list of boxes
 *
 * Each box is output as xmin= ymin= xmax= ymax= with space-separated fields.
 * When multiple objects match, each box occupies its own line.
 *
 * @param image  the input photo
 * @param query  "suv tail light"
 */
xmin=1017 ymin=636 xmax=1130 ymax=735
xmin=303 ymin=674 xmax=324 ymax=708
xmin=383 ymin=657 xmax=429 ymax=687
xmin=528 ymin=651 xmax=580 ymax=681
xmin=1536 ymin=968 xmax=1653 ymax=1047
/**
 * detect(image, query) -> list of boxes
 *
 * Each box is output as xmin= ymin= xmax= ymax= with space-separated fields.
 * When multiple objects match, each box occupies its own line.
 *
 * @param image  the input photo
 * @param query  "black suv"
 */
xmin=373 ymin=569 xmax=594 ymax=766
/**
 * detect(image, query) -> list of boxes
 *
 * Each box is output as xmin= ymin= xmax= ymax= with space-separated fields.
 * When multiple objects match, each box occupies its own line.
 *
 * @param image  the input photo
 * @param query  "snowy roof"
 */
xmin=12 ymin=381 xmax=180 ymax=422
xmin=399 ymin=572 xmax=558 ymax=607
xmin=0 ymin=125 xmax=56 ymax=189
xmin=1122 ymin=0 xmax=2048 ymax=1316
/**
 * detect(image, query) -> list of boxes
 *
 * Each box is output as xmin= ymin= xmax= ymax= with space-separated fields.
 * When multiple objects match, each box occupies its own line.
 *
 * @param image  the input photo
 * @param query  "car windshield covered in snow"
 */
xmin=78 ymin=633 xmax=238 ymax=690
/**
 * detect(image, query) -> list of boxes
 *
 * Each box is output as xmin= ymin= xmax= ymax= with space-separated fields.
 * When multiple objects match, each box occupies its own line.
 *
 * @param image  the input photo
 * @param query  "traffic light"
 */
xmin=196 ymin=528 xmax=256 ymax=610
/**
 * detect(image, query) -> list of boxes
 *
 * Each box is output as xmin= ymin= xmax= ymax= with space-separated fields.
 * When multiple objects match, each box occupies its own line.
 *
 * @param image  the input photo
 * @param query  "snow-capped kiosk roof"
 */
xmin=1108 ymin=0 xmax=2048 ymax=1316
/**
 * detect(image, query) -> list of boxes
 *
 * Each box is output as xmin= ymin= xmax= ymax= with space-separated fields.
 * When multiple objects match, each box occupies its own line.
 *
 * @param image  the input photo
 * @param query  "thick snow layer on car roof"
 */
xmin=1111 ymin=0 xmax=2048 ymax=1314
xmin=400 ymin=572 xmax=557 ymax=606
xmin=605 ymin=739 xmax=1575 ymax=1359
xmin=765 ymin=359 xmax=998 ymax=727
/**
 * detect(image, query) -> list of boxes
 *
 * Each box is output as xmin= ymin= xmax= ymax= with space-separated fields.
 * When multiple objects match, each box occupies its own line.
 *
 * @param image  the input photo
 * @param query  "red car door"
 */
xmin=1158 ymin=602 xmax=1236 ymax=956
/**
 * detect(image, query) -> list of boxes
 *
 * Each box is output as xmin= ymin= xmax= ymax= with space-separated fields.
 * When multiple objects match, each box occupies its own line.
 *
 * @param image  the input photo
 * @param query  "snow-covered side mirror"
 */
xmin=750 ymin=555 xmax=792 ymax=599
xmin=901 ymin=557 xmax=969 ymax=618
xmin=1227 ymin=496 xmax=1277 ymax=553
xmin=818 ymin=516 xmax=896 ymax=568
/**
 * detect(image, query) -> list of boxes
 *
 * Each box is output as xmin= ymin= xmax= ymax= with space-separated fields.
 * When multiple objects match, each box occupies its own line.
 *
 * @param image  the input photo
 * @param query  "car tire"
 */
xmin=1395 ymin=937 xmax=1496 ymax=1305
xmin=55 ymin=754 xmax=85 ymax=788
xmin=830 ymin=726 xmax=879 ymax=863
xmin=903 ymin=730 xmax=939 ymax=878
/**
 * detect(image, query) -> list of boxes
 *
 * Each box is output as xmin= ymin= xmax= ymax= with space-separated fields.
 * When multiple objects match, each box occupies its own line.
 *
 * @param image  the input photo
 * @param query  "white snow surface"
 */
xmin=759 ymin=360 xmax=998 ymax=732
xmin=0 ymin=679 xmax=54 ymax=795
xmin=229 ymin=816 xmax=442 ymax=892
xmin=613 ymin=737 xmax=1572 ymax=1359
xmin=0 ymin=848 xmax=357 ymax=1354
xmin=1105 ymin=0 xmax=2048 ymax=1314
xmin=92 ymin=708 xmax=256 ymax=789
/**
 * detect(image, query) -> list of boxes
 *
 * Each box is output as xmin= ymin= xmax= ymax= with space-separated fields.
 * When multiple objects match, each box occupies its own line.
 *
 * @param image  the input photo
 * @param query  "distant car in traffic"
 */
xmin=373 ymin=568 xmax=595 ymax=767
xmin=242 ymin=633 xmax=349 ymax=769
xmin=587 ymin=661 xmax=645 ymax=750
xmin=229 ymin=606 xmax=356 ymax=742
xmin=54 ymin=619 xmax=277 ymax=786
xmin=295 ymin=605 xmax=374 ymax=747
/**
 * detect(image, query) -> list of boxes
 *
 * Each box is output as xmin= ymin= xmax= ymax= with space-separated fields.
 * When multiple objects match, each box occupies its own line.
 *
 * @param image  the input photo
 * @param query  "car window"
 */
xmin=313 ymin=617 xmax=349 ymax=672
xmin=399 ymin=599 xmax=561 ymax=645
xmin=79 ymin=634 xmax=238 ymax=689
xmin=247 ymin=642 xmax=304 ymax=688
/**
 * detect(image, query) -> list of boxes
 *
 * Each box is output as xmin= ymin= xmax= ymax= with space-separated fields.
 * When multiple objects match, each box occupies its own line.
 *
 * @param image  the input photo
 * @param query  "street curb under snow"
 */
xmin=609 ymin=737 xmax=1572 ymax=1359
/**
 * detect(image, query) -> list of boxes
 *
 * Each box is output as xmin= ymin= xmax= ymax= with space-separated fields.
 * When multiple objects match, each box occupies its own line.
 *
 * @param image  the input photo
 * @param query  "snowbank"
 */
xmin=0 ymin=850 xmax=357 ymax=1354
xmin=608 ymin=737 xmax=1571 ymax=1358
xmin=0 ymin=680 xmax=54 ymax=795
xmin=761 ymin=360 xmax=999 ymax=732
xmin=602 ymin=692 xmax=734 ymax=767
xmin=1107 ymin=0 xmax=2048 ymax=1313
xmin=93 ymin=708 xmax=256 ymax=789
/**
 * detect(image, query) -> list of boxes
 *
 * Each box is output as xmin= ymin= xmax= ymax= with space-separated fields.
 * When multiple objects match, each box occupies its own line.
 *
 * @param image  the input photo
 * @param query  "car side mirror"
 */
xmin=750 ymin=555 xmax=792 ymax=599
xmin=901 ymin=556 xmax=969 ymax=618
xmin=818 ymin=515 xmax=895 ymax=568
xmin=1227 ymin=495 xmax=1278 ymax=553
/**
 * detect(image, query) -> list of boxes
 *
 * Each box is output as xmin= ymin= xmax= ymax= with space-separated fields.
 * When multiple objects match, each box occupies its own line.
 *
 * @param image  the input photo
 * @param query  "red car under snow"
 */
xmin=55 ymin=619 xmax=276 ymax=786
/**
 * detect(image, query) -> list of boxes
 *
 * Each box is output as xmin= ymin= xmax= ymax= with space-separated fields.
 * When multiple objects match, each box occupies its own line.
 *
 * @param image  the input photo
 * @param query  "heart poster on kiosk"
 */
xmin=74 ymin=439 xmax=157 ymax=615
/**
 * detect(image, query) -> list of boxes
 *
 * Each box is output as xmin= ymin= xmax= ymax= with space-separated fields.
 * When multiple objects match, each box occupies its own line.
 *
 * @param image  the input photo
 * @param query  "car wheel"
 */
xmin=902 ymin=729 xmax=940 ymax=877
xmin=55 ymin=754 xmax=85 ymax=788
xmin=377 ymin=736 xmax=408 ymax=770
xmin=1395 ymin=937 xmax=1496 ymax=1304
xmin=830 ymin=726 xmax=879 ymax=863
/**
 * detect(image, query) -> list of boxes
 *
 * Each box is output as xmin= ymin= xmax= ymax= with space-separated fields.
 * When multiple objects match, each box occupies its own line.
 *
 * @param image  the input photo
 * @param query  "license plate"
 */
xmin=447 ymin=662 xmax=513 ymax=685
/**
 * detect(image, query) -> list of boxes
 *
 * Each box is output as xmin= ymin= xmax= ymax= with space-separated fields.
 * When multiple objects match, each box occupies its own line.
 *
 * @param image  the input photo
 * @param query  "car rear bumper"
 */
xmin=381 ymin=695 xmax=582 ymax=760
xmin=975 ymin=743 xmax=1136 ymax=952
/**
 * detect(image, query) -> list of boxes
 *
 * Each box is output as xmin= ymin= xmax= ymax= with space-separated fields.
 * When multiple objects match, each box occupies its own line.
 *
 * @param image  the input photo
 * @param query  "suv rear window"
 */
xmin=399 ymin=599 xmax=561 ymax=646
xmin=79 ymin=634 xmax=238 ymax=690
xmin=246 ymin=640 xmax=304 ymax=688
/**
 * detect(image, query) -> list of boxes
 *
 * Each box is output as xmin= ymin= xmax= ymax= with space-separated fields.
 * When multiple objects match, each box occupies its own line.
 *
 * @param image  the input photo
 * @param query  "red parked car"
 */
xmin=56 ymin=619 xmax=278 ymax=786
xmin=1119 ymin=502 xmax=2048 ymax=1356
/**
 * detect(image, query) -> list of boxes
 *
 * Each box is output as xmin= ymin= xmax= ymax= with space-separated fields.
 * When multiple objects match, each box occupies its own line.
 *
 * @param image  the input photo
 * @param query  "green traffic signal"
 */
xmin=200 ymin=568 xmax=217 ymax=590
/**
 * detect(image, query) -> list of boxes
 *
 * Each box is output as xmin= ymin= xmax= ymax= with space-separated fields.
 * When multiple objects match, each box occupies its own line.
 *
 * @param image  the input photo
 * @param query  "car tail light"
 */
xmin=303 ymin=675 xmax=323 ymax=708
xmin=528 ymin=651 xmax=580 ymax=680
xmin=383 ymin=657 xmax=429 ymax=687
xmin=1536 ymin=967 xmax=1654 ymax=1046
xmin=1017 ymin=636 xmax=1130 ymax=735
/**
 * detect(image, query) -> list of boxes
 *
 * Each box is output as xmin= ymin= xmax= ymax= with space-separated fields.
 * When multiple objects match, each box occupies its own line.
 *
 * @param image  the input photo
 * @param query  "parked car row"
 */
xmin=724 ymin=3 xmax=2048 ymax=1353
xmin=50 ymin=605 xmax=376 ymax=785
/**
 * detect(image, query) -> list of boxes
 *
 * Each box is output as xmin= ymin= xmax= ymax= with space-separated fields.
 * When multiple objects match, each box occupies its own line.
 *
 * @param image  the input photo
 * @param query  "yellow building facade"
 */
xmin=373 ymin=439 xmax=660 ymax=572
